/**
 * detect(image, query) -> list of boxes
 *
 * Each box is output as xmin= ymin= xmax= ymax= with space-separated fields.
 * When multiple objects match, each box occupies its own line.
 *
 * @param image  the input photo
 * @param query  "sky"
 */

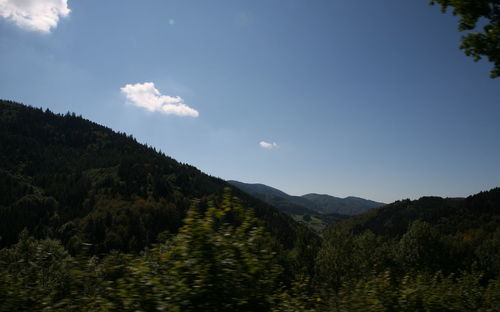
xmin=0 ymin=0 xmax=499 ymax=203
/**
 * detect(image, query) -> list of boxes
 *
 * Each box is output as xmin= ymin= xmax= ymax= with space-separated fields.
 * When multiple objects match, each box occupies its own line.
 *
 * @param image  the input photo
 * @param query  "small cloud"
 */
xmin=120 ymin=82 xmax=199 ymax=117
xmin=259 ymin=141 xmax=278 ymax=149
xmin=0 ymin=0 xmax=71 ymax=34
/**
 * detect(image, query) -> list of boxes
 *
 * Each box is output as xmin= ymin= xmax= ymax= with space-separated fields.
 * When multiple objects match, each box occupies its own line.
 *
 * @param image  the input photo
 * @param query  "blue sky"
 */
xmin=1 ymin=0 xmax=498 ymax=203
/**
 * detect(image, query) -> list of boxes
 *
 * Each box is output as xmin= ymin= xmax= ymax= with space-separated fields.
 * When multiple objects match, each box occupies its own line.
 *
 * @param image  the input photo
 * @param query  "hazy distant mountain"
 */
xmin=227 ymin=180 xmax=351 ymax=232
xmin=227 ymin=181 xmax=315 ymax=213
xmin=302 ymin=193 xmax=385 ymax=215
xmin=228 ymin=180 xmax=385 ymax=217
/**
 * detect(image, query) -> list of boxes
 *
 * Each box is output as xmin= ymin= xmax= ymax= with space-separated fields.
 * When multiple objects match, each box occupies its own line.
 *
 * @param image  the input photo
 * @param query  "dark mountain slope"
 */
xmin=336 ymin=188 xmax=500 ymax=237
xmin=0 ymin=100 xmax=316 ymax=253
xmin=227 ymin=181 xmax=290 ymax=199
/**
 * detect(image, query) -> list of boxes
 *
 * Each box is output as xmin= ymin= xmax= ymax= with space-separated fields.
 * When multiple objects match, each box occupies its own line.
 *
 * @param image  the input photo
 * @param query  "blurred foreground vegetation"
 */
xmin=1 ymin=188 xmax=499 ymax=311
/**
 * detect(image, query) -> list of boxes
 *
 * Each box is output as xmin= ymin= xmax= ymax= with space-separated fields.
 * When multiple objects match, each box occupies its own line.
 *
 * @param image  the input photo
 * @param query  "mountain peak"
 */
xmin=229 ymin=181 xmax=385 ymax=216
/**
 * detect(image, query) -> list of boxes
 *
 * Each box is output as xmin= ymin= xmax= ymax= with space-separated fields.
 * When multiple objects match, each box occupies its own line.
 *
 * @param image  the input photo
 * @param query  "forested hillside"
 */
xmin=0 ymin=100 xmax=316 ymax=254
xmin=338 ymin=189 xmax=500 ymax=237
xmin=1 ymin=100 xmax=499 ymax=311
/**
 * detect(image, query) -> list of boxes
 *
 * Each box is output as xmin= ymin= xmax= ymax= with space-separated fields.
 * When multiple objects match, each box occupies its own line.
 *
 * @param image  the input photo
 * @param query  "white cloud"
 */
xmin=0 ymin=0 xmax=70 ymax=34
xmin=259 ymin=141 xmax=278 ymax=149
xmin=120 ymin=82 xmax=199 ymax=117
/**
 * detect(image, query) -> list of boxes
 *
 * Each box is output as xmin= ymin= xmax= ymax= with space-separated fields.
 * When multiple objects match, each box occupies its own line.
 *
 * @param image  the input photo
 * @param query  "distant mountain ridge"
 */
xmin=302 ymin=193 xmax=385 ymax=215
xmin=227 ymin=180 xmax=385 ymax=216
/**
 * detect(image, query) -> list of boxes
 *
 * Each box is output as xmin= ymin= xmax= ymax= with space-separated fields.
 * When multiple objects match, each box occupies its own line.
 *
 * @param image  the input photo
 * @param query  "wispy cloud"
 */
xmin=259 ymin=141 xmax=278 ymax=149
xmin=0 ymin=0 xmax=70 ymax=34
xmin=120 ymin=82 xmax=199 ymax=117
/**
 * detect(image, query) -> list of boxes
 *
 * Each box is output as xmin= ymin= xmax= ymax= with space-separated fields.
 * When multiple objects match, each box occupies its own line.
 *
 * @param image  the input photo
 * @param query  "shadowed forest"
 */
xmin=1 ymin=101 xmax=499 ymax=311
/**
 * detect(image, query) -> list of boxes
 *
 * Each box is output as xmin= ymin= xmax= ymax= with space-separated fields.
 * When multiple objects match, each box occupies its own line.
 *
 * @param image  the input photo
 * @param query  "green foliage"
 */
xmin=0 ymin=230 xmax=72 ymax=310
xmin=0 ymin=191 xmax=311 ymax=311
xmin=139 ymin=189 xmax=284 ymax=311
xmin=396 ymin=220 xmax=448 ymax=272
xmin=328 ymin=270 xmax=500 ymax=312
xmin=0 ymin=198 xmax=499 ymax=312
xmin=311 ymin=188 xmax=500 ymax=310
xmin=315 ymin=228 xmax=394 ymax=292
xmin=430 ymin=0 xmax=500 ymax=78
xmin=475 ymin=228 xmax=500 ymax=278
